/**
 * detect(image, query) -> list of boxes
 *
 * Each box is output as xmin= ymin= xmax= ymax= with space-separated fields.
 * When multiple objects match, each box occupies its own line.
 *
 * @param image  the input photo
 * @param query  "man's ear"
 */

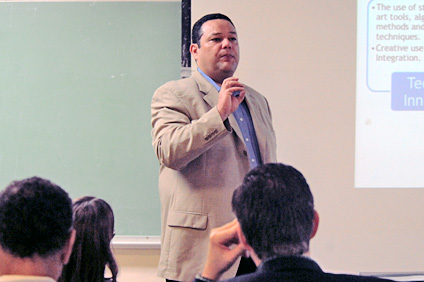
xmin=236 ymin=222 xmax=262 ymax=266
xmin=236 ymin=222 xmax=254 ymax=254
xmin=61 ymin=229 xmax=76 ymax=265
xmin=190 ymin=43 xmax=199 ymax=60
xmin=310 ymin=210 xmax=320 ymax=239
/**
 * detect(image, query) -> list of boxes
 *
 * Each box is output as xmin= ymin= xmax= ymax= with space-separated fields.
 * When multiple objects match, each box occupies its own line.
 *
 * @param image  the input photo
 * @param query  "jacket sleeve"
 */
xmin=151 ymin=81 xmax=231 ymax=170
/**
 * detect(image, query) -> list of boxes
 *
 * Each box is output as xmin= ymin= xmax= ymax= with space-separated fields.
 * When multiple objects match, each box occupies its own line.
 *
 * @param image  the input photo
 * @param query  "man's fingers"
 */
xmin=231 ymin=242 xmax=247 ymax=257
xmin=210 ymin=219 xmax=237 ymax=234
xmin=221 ymin=77 xmax=244 ymax=91
xmin=210 ymin=219 xmax=241 ymax=246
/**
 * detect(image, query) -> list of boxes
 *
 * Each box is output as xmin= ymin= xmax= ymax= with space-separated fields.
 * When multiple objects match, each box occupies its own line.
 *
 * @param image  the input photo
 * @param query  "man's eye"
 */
xmin=230 ymin=37 xmax=237 ymax=41
xmin=211 ymin=38 xmax=222 ymax=42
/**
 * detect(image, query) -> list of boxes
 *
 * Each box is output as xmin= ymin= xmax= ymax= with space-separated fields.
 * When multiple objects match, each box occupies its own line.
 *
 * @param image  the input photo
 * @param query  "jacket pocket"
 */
xmin=167 ymin=211 xmax=208 ymax=230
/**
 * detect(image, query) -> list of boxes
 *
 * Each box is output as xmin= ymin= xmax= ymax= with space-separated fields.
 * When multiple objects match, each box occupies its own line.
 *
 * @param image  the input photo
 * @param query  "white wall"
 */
xmin=41 ymin=0 xmax=423 ymax=281
xmin=192 ymin=0 xmax=424 ymax=275
xmin=113 ymin=249 xmax=162 ymax=282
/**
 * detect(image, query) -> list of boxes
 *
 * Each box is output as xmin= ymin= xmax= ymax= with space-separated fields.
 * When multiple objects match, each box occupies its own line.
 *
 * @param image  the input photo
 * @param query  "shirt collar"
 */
xmin=197 ymin=68 xmax=221 ymax=92
xmin=258 ymin=255 xmax=322 ymax=273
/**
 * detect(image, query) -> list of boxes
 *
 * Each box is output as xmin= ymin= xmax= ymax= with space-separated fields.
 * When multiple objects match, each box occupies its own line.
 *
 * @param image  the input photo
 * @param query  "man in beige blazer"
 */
xmin=151 ymin=13 xmax=277 ymax=282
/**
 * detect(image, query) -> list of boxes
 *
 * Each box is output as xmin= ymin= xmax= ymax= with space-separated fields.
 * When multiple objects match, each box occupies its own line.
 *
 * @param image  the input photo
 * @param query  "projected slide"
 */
xmin=356 ymin=0 xmax=424 ymax=188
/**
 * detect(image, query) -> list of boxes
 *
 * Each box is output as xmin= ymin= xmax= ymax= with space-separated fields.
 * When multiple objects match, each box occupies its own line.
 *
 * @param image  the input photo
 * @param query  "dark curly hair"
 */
xmin=0 ymin=176 xmax=73 ymax=258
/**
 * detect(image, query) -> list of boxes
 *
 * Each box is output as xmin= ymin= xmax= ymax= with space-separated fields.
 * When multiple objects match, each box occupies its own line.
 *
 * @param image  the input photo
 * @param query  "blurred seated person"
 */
xmin=59 ymin=196 xmax=118 ymax=282
xmin=194 ymin=163 xmax=394 ymax=282
xmin=0 ymin=176 xmax=75 ymax=282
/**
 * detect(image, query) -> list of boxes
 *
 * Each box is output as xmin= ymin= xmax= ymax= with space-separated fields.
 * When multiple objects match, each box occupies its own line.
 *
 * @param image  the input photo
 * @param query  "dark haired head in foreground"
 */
xmin=195 ymin=163 xmax=394 ymax=282
xmin=59 ymin=196 xmax=118 ymax=282
xmin=0 ymin=176 xmax=75 ymax=281
xmin=232 ymin=162 xmax=315 ymax=260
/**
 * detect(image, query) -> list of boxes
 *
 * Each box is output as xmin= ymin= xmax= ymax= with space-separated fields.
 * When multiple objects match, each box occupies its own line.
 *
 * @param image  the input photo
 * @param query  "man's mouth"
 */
xmin=220 ymin=54 xmax=234 ymax=60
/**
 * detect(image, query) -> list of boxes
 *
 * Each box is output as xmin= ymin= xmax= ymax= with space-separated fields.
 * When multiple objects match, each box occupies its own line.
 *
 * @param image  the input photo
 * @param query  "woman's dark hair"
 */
xmin=59 ymin=196 xmax=118 ymax=282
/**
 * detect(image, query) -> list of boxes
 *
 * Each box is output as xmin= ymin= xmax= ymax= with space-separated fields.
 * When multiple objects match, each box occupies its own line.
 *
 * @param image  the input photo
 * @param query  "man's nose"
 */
xmin=222 ymin=38 xmax=232 ymax=48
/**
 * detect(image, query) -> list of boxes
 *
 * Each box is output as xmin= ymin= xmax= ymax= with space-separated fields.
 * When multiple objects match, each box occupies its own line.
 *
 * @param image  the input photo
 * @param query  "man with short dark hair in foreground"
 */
xmin=194 ymin=163 xmax=393 ymax=282
xmin=0 ymin=177 xmax=75 ymax=282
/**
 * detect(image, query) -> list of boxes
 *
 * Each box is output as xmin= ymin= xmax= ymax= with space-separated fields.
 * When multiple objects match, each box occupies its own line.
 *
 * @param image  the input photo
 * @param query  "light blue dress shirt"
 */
xmin=198 ymin=68 xmax=262 ymax=168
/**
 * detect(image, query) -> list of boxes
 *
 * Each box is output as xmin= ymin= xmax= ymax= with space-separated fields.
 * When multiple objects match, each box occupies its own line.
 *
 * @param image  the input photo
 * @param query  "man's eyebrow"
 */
xmin=209 ymin=31 xmax=237 ymax=36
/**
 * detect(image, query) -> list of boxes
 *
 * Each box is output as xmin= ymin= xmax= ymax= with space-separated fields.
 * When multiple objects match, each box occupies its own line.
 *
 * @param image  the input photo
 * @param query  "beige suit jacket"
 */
xmin=151 ymin=71 xmax=277 ymax=281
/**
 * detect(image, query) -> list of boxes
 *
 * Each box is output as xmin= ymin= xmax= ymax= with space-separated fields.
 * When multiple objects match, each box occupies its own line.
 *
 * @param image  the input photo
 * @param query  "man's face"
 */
xmin=191 ymin=19 xmax=240 ymax=83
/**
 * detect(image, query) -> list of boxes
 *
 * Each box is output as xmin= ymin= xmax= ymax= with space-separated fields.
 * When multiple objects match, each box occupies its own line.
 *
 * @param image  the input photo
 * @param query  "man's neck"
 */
xmin=197 ymin=67 xmax=233 ymax=86
xmin=0 ymin=250 xmax=60 ymax=281
xmin=256 ymin=251 xmax=311 ymax=266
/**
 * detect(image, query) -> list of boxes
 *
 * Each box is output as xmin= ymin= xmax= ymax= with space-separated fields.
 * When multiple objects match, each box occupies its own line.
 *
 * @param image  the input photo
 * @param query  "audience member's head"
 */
xmin=232 ymin=162 xmax=318 ymax=260
xmin=198 ymin=163 xmax=395 ymax=282
xmin=0 ymin=176 xmax=75 ymax=281
xmin=59 ymin=196 xmax=118 ymax=282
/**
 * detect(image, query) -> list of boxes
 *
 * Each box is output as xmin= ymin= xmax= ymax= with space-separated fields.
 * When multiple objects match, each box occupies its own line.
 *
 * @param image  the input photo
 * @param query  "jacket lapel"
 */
xmin=244 ymin=93 xmax=267 ymax=161
xmin=193 ymin=71 xmax=245 ymax=145
xmin=228 ymin=114 xmax=244 ymax=145
xmin=193 ymin=71 xmax=218 ymax=107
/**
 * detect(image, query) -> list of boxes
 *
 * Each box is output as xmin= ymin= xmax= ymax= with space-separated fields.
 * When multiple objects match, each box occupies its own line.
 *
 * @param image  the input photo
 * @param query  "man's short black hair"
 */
xmin=0 ymin=176 xmax=73 ymax=258
xmin=232 ymin=163 xmax=315 ymax=260
xmin=192 ymin=13 xmax=235 ymax=47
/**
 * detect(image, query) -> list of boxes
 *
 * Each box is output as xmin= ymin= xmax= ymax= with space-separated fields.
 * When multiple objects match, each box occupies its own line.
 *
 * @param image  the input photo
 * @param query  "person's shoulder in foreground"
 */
xmin=0 ymin=176 xmax=75 ymax=282
xmin=193 ymin=163 xmax=394 ymax=282
xmin=196 ymin=256 xmax=394 ymax=282
xmin=0 ymin=275 xmax=56 ymax=282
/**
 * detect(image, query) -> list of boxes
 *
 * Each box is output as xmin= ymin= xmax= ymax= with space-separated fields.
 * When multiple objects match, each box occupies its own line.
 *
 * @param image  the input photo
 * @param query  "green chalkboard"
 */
xmin=0 ymin=1 xmax=181 ymax=237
